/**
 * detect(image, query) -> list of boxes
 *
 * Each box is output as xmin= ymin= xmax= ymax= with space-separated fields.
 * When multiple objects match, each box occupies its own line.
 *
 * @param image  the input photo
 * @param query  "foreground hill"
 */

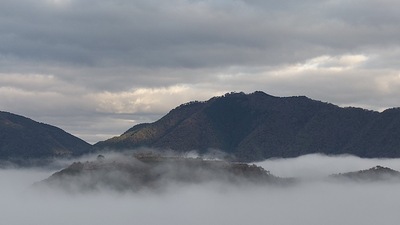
xmin=38 ymin=154 xmax=400 ymax=192
xmin=0 ymin=111 xmax=91 ymax=161
xmin=95 ymin=91 xmax=400 ymax=161
xmin=38 ymin=153 xmax=286 ymax=192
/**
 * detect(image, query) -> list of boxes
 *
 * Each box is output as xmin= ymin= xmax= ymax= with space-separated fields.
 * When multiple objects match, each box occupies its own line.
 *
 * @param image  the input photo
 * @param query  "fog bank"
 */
xmin=2 ymin=154 xmax=400 ymax=225
xmin=257 ymin=154 xmax=400 ymax=179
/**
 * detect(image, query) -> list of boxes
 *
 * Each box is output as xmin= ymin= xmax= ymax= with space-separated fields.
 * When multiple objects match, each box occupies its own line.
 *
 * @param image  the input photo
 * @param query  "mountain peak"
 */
xmin=95 ymin=92 xmax=400 ymax=161
xmin=331 ymin=165 xmax=400 ymax=182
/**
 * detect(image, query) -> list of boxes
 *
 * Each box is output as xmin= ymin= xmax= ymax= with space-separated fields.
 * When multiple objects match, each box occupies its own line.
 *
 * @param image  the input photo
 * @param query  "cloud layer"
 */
xmin=1 ymin=0 xmax=400 ymax=142
xmin=2 ymin=154 xmax=400 ymax=225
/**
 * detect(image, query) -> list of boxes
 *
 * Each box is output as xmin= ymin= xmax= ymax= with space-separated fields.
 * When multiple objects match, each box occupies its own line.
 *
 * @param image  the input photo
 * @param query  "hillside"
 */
xmin=0 ymin=111 xmax=92 ymax=161
xmin=38 ymin=153 xmax=286 ymax=192
xmin=330 ymin=166 xmax=400 ymax=182
xmin=95 ymin=91 xmax=400 ymax=161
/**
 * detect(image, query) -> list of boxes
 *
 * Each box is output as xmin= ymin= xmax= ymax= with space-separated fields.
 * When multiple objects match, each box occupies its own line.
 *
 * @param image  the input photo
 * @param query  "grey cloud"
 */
xmin=2 ymin=0 xmax=398 ymax=69
xmin=2 ymin=0 xmax=399 ymax=72
xmin=1 ymin=0 xmax=400 ymax=142
xmin=325 ymin=0 xmax=400 ymax=26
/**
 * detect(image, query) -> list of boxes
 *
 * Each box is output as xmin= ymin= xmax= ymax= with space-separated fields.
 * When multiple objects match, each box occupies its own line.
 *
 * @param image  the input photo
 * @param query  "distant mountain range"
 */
xmin=95 ymin=91 xmax=400 ymax=161
xmin=0 ymin=111 xmax=91 ymax=161
xmin=2 ymin=91 xmax=400 ymax=162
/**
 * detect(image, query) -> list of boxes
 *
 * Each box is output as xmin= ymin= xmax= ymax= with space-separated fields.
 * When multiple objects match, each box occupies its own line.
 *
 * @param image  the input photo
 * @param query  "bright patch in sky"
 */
xmin=283 ymin=54 xmax=369 ymax=74
xmin=46 ymin=0 xmax=71 ymax=5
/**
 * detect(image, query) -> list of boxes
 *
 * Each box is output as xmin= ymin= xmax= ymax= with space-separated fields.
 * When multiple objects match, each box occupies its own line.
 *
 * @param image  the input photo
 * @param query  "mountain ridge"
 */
xmin=37 ymin=152 xmax=290 ymax=192
xmin=95 ymin=91 xmax=400 ymax=161
xmin=0 ymin=111 xmax=92 ymax=161
xmin=3 ymin=91 xmax=400 ymax=163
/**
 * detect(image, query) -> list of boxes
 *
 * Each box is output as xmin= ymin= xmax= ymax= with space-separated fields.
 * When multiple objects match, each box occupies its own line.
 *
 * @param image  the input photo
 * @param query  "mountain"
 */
xmin=95 ymin=91 xmax=400 ymax=161
xmin=38 ymin=152 xmax=286 ymax=192
xmin=330 ymin=166 xmax=400 ymax=182
xmin=0 ymin=111 xmax=91 ymax=161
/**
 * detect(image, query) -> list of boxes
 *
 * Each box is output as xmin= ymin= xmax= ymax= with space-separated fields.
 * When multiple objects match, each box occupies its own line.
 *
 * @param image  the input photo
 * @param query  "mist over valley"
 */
xmin=2 ymin=154 xmax=400 ymax=225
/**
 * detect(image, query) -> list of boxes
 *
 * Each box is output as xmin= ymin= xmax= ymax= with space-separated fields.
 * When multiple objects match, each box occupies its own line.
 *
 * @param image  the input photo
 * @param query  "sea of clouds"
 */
xmin=1 ymin=153 xmax=400 ymax=225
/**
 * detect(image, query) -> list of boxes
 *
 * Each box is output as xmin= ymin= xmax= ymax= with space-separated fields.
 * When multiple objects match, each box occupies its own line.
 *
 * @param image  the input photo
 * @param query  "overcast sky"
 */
xmin=1 ymin=0 xmax=400 ymax=143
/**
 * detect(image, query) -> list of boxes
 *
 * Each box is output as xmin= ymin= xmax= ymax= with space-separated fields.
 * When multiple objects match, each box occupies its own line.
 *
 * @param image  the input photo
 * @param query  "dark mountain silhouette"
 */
xmin=0 ymin=111 xmax=91 ymax=161
xmin=95 ymin=91 xmax=400 ymax=161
